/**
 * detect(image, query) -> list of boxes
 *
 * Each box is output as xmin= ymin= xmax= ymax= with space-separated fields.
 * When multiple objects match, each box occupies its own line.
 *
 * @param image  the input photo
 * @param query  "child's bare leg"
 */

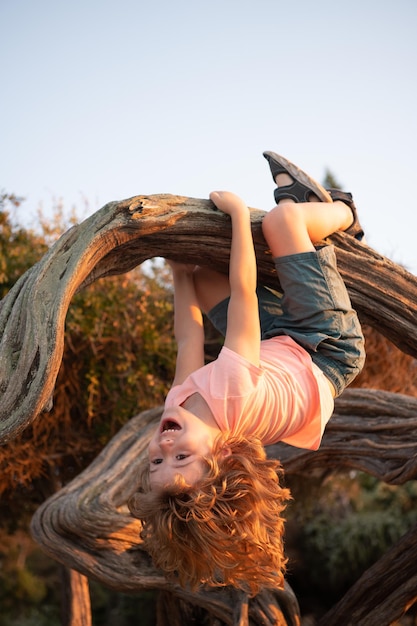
xmin=262 ymin=200 xmax=353 ymax=258
xmin=193 ymin=266 xmax=231 ymax=313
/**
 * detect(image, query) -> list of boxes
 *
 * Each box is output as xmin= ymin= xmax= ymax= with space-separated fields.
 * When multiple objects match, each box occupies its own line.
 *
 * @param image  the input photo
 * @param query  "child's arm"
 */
xmin=210 ymin=191 xmax=260 ymax=366
xmin=167 ymin=261 xmax=205 ymax=386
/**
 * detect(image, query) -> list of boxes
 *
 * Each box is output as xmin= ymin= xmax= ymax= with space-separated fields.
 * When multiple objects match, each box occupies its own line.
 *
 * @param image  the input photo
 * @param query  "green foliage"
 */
xmin=89 ymin=582 xmax=157 ymax=626
xmin=0 ymin=527 xmax=60 ymax=626
xmin=286 ymin=473 xmax=417 ymax=600
xmin=322 ymin=168 xmax=344 ymax=190
xmin=63 ymin=264 xmax=176 ymax=440
xmin=0 ymin=523 xmax=157 ymax=626
xmin=0 ymin=193 xmax=48 ymax=299
xmin=0 ymin=607 xmax=60 ymax=626
xmin=302 ymin=508 xmax=417 ymax=595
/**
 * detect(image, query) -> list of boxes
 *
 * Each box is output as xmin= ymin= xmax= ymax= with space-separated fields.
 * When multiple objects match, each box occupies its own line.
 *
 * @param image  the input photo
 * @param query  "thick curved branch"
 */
xmin=30 ymin=388 xmax=417 ymax=625
xmin=1 ymin=194 xmax=417 ymax=442
xmin=30 ymin=388 xmax=417 ymax=623
xmin=270 ymin=388 xmax=417 ymax=485
xmin=5 ymin=195 xmax=413 ymax=623
xmin=30 ymin=406 xmax=300 ymax=625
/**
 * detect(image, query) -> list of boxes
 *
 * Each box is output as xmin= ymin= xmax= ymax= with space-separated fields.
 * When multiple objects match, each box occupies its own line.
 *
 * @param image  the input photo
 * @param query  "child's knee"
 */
xmin=262 ymin=203 xmax=303 ymax=240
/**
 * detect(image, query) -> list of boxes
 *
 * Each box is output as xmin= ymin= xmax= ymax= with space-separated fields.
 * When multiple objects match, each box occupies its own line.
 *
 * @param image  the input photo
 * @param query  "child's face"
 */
xmin=148 ymin=406 xmax=218 ymax=489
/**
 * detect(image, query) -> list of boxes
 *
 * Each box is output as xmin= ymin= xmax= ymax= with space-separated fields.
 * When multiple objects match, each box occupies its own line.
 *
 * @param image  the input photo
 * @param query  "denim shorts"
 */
xmin=207 ymin=245 xmax=365 ymax=397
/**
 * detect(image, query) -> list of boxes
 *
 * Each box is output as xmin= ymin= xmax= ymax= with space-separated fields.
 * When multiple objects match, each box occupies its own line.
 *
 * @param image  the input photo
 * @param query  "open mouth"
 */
xmin=161 ymin=419 xmax=182 ymax=433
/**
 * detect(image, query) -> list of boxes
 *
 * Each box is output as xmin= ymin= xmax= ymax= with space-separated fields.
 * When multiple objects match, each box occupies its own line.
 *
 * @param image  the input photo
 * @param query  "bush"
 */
xmin=286 ymin=473 xmax=417 ymax=605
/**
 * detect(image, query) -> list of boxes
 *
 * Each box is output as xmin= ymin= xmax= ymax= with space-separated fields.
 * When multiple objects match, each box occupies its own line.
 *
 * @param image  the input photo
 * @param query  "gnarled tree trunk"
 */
xmin=1 ymin=194 xmax=417 ymax=624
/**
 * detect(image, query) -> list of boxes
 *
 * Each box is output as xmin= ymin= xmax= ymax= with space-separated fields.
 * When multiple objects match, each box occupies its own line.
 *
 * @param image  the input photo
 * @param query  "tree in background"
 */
xmin=0 ymin=193 xmax=48 ymax=299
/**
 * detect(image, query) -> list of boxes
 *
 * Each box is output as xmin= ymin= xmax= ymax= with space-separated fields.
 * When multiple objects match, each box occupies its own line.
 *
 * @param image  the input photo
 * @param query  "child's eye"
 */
xmin=152 ymin=459 xmax=163 ymax=465
xmin=176 ymin=454 xmax=189 ymax=461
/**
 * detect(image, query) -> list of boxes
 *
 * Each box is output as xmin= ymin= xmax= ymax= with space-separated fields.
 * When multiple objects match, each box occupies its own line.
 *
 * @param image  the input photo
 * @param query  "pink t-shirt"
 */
xmin=165 ymin=335 xmax=334 ymax=451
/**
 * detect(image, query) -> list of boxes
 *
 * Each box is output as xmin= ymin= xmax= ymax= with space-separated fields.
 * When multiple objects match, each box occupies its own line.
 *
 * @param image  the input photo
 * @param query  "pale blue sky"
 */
xmin=2 ymin=0 xmax=417 ymax=272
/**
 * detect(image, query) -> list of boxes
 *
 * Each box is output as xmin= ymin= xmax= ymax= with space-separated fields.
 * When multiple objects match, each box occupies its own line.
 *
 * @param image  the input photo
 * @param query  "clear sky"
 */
xmin=2 ymin=0 xmax=417 ymax=273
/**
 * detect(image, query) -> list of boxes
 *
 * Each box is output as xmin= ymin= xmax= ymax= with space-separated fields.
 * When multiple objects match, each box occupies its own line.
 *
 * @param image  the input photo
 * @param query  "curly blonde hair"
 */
xmin=128 ymin=434 xmax=291 ymax=596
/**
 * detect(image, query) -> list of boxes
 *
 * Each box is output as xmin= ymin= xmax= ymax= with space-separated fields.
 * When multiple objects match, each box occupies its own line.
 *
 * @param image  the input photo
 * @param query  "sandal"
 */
xmin=327 ymin=189 xmax=365 ymax=241
xmin=263 ymin=151 xmax=333 ymax=204
xmin=263 ymin=151 xmax=365 ymax=241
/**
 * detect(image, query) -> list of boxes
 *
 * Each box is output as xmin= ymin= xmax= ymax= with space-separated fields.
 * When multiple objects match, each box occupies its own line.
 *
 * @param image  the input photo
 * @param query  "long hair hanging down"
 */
xmin=128 ymin=434 xmax=291 ymax=596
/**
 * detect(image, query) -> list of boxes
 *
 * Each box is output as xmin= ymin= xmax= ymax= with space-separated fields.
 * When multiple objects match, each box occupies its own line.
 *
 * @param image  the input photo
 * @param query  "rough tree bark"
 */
xmin=1 ymin=194 xmax=417 ymax=624
xmin=60 ymin=568 xmax=92 ymax=626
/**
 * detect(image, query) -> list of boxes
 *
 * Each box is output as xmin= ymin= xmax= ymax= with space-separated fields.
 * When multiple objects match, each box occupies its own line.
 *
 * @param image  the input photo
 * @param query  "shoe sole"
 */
xmin=263 ymin=151 xmax=333 ymax=203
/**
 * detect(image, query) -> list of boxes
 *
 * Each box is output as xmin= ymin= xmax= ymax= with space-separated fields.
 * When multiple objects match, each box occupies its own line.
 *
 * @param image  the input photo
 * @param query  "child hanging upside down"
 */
xmin=128 ymin=151 xmax=365 ymax=595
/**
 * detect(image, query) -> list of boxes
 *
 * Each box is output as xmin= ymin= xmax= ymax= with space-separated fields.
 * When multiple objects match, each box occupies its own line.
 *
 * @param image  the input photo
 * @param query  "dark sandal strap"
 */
xmin=274 ymin=182 xmax=320 ymax=204
xmin=267 ymin=159 xmax=291 ymax=183
xmin=327 ymin=188 xmax=364 ymax=241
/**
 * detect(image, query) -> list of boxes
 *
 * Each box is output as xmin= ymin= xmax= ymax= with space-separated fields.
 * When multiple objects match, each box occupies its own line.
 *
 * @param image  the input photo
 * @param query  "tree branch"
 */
xmin=30 ymin=389 xmax=417 ymax=624
xmin=3 ymin=193 xmax=417 ymax=624
xmin=1 ymin=195 xmax=417 ymax=442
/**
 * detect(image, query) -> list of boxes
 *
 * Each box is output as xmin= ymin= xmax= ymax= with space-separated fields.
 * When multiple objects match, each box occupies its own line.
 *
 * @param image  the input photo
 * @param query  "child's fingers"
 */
xmin=209 ymin=191 xmax=223 ymax=206
xmin=209 ymin=191 xmax=247 ymax=215
xmin=209 ymin=191 xmax=228 ymax=213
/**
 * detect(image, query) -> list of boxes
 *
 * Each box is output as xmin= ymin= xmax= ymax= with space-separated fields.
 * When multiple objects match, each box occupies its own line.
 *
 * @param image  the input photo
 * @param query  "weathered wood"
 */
xmin=30 ymin=388 xmax=417 ymax=625
xmin=3 ymin=194 xmax=417 ymax=623
xmin=30 ymin=404 xmax=302 ymax=625
xmin=270 ymin=388 xmax=417 ymax=485
xmin=1 ymin=195 xmax=417 ymax=442
xmin=60 ymin=567 xmax=92 ymax=626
